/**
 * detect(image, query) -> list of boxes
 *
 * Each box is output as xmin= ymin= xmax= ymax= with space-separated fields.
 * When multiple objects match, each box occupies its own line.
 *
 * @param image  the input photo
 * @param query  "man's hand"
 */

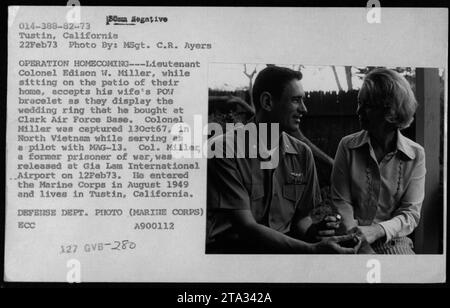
xmin=306 ymin=215 xmax=342 ymax=241
xmin=310 ymin=234 xmax=361 ymax=254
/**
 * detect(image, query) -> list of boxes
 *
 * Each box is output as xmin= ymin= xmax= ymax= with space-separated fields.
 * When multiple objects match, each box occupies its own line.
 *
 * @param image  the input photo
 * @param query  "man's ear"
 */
xmin=259 ymin=92 xmax=273 ymax=112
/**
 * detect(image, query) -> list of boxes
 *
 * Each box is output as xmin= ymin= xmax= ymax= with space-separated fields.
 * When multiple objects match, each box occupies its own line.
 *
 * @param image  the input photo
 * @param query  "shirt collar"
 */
xmin=248 ymin=116 xmax=299 ymax=156
xmin=281 ymin=132 xmax=299 ymax=155
xmin=255 ymin=131 xmax=298 ymax=159
xmin=348 ymin=130 xmax=415 ymax=160
xmin=396 ymin=130 xmax=416 ymax=160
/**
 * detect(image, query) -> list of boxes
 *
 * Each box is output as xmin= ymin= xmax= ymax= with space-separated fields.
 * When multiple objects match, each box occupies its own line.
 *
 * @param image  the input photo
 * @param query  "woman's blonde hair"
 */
xmin=358 ymin=68 xmax=418 ymax=129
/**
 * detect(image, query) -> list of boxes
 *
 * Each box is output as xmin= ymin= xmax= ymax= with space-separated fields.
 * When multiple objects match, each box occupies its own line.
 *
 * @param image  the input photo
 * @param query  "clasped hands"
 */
xmin=306 ymin=215 xmax=383 ymax=254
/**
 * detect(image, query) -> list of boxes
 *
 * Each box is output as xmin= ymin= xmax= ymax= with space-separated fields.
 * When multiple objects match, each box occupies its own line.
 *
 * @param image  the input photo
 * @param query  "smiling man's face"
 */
xmin=271 ymin=79 xmax=307 ymax=133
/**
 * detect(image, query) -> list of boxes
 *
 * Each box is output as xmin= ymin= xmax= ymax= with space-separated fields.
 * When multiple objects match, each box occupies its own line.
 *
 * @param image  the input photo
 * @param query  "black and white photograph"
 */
xmin=206 ymin=63 xmax=445 ymax=254
xmin=1 ymin=3 xmax=448 ymax=288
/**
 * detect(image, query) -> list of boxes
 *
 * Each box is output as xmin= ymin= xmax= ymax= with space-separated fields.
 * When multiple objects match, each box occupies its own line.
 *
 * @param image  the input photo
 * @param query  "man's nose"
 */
xmin=298 ymin=101 xmax=308 ymax=114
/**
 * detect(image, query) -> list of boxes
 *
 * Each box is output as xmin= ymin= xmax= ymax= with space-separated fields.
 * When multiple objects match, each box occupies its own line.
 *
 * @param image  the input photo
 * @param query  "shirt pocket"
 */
xmin=282 ymin=183 xmax=305 ymax=203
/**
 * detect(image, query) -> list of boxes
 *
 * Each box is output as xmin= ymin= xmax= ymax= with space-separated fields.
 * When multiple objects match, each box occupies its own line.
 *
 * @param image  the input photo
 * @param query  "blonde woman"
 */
xmin=331 ymin=68 xmax=426 ymax=254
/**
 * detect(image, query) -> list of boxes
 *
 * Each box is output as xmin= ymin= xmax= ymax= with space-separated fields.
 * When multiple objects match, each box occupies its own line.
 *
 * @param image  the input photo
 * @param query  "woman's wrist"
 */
xmin=356 ymin=224 xmax=386 ymax=244
xmin=373 ymin=223 xmax=386 ymax=242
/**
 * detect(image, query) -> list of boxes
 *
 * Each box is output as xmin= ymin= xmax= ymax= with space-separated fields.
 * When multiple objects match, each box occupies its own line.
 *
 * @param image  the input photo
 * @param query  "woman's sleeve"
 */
xmin=331 ymin=139 xmax=358 ymax=230
xmin=378 ymin=148 xmax=426 ymax=242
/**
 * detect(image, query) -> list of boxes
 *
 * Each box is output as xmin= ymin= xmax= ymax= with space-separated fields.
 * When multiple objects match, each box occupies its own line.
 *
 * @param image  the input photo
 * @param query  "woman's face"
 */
xmin=356 ymin=100 xmax=386 ymax=132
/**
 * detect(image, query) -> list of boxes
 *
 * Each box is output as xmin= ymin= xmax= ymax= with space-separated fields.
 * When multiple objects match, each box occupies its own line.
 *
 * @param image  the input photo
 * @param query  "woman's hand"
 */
xmin=354 ymin=224 xmax=386 ymax=244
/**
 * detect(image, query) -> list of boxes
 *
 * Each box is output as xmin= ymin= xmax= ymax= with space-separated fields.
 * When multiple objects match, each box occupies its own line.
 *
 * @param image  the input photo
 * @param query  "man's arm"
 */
xmin=231 ymin=209 xmax=359 ymax=254
xmin=209 ymin=155 xmax=313 ymax=253
xmin=230 ymin=209 xmax=313 ymax=253
xmin=209 ymin=156 xmax=357 ymax=254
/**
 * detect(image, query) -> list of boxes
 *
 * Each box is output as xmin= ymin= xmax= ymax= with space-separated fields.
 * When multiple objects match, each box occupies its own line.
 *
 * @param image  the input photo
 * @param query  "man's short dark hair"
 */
xmin=252 ymin=66 xmax=303 ymax=112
